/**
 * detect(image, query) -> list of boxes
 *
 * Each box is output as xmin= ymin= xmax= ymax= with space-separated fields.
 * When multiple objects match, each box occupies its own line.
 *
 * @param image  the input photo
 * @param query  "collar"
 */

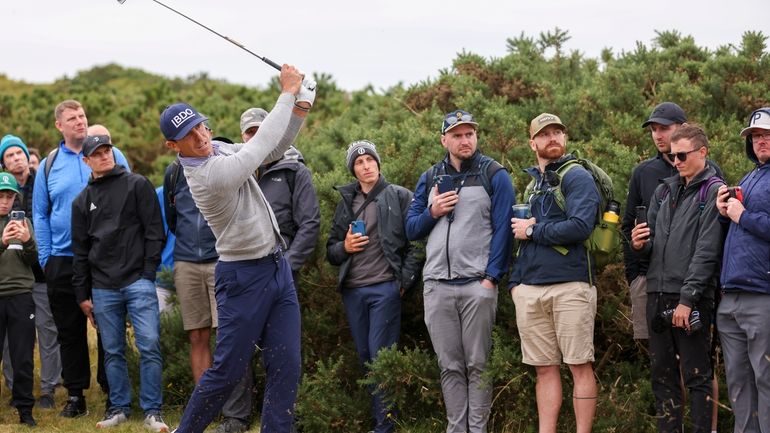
xmin=178 ymin=141 xmax=221 ymax=168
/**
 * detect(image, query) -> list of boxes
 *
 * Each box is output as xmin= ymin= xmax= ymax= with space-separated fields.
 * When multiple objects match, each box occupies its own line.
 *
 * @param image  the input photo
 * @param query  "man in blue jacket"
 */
xmin=32 ymin=100 xmax=130 ymax=417
xmin=716 ymin=108 xmax=770 ymax=433
xmin=163 ymin=146 xmax=219 ymax=386
xmin=406 ymin=110 xmax=514 ymax=433
xmin=510 ymin=113 xmax=600 ymax=433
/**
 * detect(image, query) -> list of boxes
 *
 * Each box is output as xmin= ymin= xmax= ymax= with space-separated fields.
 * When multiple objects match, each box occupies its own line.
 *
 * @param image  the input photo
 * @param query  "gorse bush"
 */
xmin=4 ymin=28 xmax=768 ymax=432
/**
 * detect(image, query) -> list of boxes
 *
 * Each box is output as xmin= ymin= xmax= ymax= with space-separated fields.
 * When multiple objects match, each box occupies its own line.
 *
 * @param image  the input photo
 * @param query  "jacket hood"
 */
xmin=746 ymin=136 xmax=759 ymax=165
xmin=262 ymin=146 xmax=304 ymax=173
xmin=89 ymin=165 xmax=126 ymax=184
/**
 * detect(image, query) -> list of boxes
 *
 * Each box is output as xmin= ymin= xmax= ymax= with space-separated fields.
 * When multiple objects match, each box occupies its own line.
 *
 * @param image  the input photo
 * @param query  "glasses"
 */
xmin=751 ymin=131 xmax=770 ymax=141
xmin=667 ymin=147 xmax=702 ymax=162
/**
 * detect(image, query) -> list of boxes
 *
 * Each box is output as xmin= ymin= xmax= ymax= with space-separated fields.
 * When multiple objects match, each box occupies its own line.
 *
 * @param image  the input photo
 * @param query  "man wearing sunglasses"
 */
xmin=631 ymin=124 xmax=725 ymax=433
xmin=510 ymin=113 xmax=600 ymax=433
xmin=715 ymin=108 xmax=770 ymax=433
xmin=623 ymin=102 xmax=687 ymax=342
xmin=406 ymin=110 xmax=514 ymax=433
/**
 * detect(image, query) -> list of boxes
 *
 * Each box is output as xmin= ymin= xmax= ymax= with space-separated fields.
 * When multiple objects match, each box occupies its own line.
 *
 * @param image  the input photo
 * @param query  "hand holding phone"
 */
xmin=351 ymin=220 xmax=366 ymax=236
xmin=436 ymin=175 xmax=454 ymax=194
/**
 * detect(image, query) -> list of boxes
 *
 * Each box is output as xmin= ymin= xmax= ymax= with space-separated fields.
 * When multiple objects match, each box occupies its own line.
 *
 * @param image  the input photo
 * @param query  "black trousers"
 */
xmin=46 ymin=256 xmax=109 ymax=396
xmin=0 ymin=292 xmax=36 ymax=410
xmin=647 ymin=292 xmax=713 ymax=433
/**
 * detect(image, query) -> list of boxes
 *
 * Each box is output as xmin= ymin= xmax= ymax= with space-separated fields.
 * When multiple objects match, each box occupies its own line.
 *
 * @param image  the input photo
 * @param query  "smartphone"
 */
xmin=728 ymin=186 xmax=743 ymax=203
xmin=635 ymin=206 xmax=647 ymax=226
xmin=10 ymin=210 xmax=25 ymax=221
xmin=351 ymin=220 xmax=366 ymax=236
xmin=436 ymin=174 xmax=453 ymax=194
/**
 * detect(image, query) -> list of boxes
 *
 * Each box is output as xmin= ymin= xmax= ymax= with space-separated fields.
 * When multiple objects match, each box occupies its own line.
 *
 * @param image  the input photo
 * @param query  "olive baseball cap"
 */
xmin=530 ymin=113 xmax=566 ymax=138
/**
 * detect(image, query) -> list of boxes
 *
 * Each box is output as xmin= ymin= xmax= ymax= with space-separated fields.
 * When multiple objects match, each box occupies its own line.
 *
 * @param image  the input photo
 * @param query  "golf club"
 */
xmin=116 ymin=0 xmax=282 ymax=71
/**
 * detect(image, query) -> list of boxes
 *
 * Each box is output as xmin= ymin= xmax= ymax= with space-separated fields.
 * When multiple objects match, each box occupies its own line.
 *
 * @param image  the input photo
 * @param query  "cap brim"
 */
xmin=443 ymin=121 xmax=478 ymax=134
xmin=740 ymin=125 xmax=770 ymax=137
xmin=84 ymin=143 xmax=112 ymax=157
xmin=641 ymin=117 xmax=677 ymax=128
xmin=0 ymin=186 xmax=20 ymax=195
xmin=240 ymin=121 xmax=263 ymax=134
xmin=171 ymin=116 xmax=208 ymax=141
xmin=531 ymin=122 xmax=566 ymax=138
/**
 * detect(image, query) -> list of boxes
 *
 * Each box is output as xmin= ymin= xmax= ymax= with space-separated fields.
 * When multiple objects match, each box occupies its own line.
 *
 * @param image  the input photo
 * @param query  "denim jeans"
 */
xmin=92 ymin=278 xmax=163 ymax=414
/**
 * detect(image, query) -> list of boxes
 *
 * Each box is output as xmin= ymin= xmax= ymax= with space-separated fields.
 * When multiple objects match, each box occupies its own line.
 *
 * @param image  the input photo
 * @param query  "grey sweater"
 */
xmin=182 ymin=93 xmax=305 ymax=261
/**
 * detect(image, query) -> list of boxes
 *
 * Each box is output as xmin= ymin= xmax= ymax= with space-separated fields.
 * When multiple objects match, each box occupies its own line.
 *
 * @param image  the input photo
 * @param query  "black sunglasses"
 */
xmin=667 ymin=147 xmax=702 ymax=162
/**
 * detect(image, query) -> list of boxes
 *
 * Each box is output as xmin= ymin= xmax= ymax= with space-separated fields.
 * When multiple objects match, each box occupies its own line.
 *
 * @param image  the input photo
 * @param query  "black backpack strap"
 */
xmin=163 ymin=159 xmax=181 ymax=233
xmin=352 ymin=180 xmax=388 ymax=221
xmin=44 ymin=148 xmax=59 ymax=215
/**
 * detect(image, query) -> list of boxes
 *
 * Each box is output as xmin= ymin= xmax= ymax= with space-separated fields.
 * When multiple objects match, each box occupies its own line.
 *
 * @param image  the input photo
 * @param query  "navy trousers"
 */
xmin=342 ymin=279 xmax=401 ymax=433
xmin=176 ymin=253 xmax=301 ymax=433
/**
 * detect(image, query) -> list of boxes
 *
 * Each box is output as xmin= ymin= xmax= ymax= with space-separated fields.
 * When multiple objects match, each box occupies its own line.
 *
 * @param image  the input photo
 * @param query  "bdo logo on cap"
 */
xmin=172 ymin=108 xmax=196 ymax=128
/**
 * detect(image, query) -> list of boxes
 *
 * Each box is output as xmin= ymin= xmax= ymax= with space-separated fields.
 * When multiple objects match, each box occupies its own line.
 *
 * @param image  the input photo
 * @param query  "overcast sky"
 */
xmin=1 ymin=0 xmax=767 ymax=92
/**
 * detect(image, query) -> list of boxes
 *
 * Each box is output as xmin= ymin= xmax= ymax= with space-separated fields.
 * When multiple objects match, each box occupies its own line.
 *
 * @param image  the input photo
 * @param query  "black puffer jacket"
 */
xmin=326 ymin=176 xmax=423 ymax=291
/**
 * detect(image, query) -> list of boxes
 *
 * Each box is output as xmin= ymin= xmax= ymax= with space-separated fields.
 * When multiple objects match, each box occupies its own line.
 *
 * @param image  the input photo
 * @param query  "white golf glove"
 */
xmin=296 ymin=77 xmax=316 ymax=109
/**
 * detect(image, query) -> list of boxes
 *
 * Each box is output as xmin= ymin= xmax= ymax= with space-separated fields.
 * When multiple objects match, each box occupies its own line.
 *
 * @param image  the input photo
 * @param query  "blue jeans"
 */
xmin=342 ymin=279 xmax=401 ymax=433
xmin=92 ymin=278 xmax=163 ymax=414
xmin=177 ymin=254 xmax=301 ymax=433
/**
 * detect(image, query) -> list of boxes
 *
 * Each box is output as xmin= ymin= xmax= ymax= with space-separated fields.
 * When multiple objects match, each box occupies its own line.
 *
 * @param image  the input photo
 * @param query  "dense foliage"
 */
xmin=3 ymin=29 xmax=769 ymax=432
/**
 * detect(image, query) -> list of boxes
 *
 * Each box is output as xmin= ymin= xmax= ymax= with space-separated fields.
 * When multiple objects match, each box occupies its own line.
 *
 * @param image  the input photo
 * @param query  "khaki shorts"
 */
xmin=629 ymin=275 xmax=649 ymax=340
xmin=512 ymin=281 xmax=596 ymax=366
xmin=174 ymin=261 xmax=218 ymax=330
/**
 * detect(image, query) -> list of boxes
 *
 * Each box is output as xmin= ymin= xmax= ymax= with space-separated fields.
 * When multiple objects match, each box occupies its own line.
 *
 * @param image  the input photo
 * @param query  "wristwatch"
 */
xmin=525 ymin=225 xmax=534 ymax=239
xmin=483 ymin=274 xmax=499 ymax=285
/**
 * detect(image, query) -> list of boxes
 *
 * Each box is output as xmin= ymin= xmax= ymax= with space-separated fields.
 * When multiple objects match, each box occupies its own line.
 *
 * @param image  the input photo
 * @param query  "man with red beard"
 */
xmin=509 ymin=113 xmax=600 ymax=433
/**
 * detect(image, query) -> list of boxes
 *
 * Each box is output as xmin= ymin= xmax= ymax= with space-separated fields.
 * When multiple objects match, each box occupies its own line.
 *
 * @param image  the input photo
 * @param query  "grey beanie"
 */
xmin=346 ymin=140 xmax=381 ymax=174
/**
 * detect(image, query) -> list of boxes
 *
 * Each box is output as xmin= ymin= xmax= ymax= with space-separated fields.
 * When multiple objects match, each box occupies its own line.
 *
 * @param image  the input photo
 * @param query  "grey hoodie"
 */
xmin=181 ymin=93 xmax=305 ymax=261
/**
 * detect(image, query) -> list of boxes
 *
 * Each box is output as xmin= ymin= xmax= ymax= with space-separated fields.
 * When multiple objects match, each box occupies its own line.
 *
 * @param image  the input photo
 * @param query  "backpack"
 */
xmin=424 ymin=154 xmax=505 ymax=197
xmin=523 ymin=151 xmax=620 ymax=273
xmin=655 ymin=175 xmax=725 ymax=212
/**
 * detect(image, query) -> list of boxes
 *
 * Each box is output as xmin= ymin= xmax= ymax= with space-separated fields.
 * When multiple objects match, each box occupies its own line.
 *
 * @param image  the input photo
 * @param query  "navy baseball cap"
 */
xmin=641 ymin=102 xmax=687 ymax=128
xmin=82 ymin=135 xmax=112 ymax=157
xmin=160 ymin=103 xmax=208 ymax=141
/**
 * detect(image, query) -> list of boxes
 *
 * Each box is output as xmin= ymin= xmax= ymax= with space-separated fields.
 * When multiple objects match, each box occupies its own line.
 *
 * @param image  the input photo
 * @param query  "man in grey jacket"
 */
xmin=163 ymin=65 xmax=314 ymax=433
xmin=216 ymin=107 xmax=321 ymax=433
xmin=406 ymin=110 xmax=515 ymax=433
xmin=631 ymin=124 xmax=725 ymax=433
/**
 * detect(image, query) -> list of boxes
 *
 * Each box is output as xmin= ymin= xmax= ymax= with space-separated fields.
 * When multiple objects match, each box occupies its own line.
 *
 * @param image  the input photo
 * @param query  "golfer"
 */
xmin=161 ymin=65 xmax=313 ymax=433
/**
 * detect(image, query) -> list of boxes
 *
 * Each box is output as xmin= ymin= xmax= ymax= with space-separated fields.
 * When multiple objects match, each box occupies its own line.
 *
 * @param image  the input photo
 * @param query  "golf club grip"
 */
xmin=262 ymin=57 xmax=282 ymax=71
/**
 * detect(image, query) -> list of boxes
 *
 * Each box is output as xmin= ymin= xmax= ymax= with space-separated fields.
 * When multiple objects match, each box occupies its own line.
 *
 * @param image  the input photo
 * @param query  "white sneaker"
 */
xmin=144 ymin=413 xmax=170 ymax=432
xmin=96 ymin=410 xmax=128 ymax=428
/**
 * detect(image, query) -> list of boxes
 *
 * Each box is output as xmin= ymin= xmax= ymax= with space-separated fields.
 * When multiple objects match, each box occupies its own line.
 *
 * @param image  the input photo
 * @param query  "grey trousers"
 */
xmin=423 ymin=279 xmax=497 ymax=433
xmin=3 ymin=282 xmax=62 ymax=395
xmin=718 ymin=291 xmax=770 ymax=433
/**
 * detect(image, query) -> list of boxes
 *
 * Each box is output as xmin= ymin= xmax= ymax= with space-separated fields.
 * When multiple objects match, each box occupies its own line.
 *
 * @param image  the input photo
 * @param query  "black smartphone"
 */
xmin=351 ymin=220 xmax=366 ymax=236
xmin=436 ymin=175 xmax=453 ymax=194
xmin=635 ymin=206 xmax=647 ymax=226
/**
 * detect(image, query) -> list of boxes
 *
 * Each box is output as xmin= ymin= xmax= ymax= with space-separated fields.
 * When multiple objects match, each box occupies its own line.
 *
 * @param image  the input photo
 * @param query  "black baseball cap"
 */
xmin=83 ymin=135 xmax=112 ymax=157
xmin=641 ymin=102 xmax=687 ymax=128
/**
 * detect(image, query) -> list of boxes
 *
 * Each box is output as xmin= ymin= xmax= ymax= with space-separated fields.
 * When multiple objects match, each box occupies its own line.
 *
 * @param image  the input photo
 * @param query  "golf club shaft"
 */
xmin=148 ymin=0 xmax=281 ymax=70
